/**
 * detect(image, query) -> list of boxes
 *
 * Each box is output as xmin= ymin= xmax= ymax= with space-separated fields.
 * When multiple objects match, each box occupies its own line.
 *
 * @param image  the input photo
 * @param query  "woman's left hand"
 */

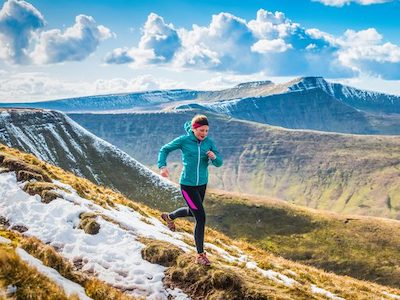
xmin=206 ymin=150 xmax=216 ymax=160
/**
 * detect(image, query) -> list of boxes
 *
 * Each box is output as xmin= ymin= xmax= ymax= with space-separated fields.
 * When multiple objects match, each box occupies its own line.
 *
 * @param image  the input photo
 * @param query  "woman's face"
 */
xmin=193 ymin=125 xmax=209 ymax=141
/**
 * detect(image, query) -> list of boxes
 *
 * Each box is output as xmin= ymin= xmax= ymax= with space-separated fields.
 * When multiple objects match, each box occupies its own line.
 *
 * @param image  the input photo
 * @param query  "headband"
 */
xmin=192 ymin=119 xmax=209 ymax=129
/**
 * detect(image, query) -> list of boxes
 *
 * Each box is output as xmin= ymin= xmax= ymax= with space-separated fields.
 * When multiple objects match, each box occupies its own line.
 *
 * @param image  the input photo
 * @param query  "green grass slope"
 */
xmin=69 ymin=110 xmax=400 ymax=220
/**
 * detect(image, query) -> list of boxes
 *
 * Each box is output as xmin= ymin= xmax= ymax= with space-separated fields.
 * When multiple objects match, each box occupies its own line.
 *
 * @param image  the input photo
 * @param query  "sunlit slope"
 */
xmin=70 ymin=110 xmax=400 ymax=220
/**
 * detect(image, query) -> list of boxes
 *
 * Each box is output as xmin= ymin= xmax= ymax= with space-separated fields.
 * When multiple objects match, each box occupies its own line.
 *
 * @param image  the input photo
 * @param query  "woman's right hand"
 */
xmin=160 ymin=167 xmax=169 ymax=178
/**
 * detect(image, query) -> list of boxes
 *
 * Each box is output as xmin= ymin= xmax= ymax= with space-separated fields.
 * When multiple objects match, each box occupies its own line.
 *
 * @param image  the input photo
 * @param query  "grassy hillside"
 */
xmin=1 ymin=143 xmax=400 ymax=299
xmin=205 ymin=189 xmax=400 ymax=288
xmin=69 ymin=110 xmax=400 ymax=220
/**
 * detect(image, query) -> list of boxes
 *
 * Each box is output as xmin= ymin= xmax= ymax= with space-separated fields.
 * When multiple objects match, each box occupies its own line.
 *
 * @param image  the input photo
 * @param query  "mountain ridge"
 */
xmin=0 ymin=108 xmax=182 ymax=211
xmin=2 ymin=76 xmax=400 ymax=113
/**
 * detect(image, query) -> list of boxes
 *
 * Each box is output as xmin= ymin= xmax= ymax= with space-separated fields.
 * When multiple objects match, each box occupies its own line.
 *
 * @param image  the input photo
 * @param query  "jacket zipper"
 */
xmin=197 ymin=140 xmax=201 ymax=185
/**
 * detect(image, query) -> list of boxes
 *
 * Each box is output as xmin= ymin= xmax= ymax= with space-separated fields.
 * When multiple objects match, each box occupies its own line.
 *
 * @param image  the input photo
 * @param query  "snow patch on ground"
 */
xmin=0 ymin=236 xmax=11 ymax=244
xmin=246 ymin=261 xmax=298 ymax=287
xmin=0 ymin=172 xmax=189 ymax=299
xmin=383 ymin=291 xmax=400 ymax=299
xmin=0 ymin=170 xmax=350 ymax=299
xmin=311 ymin=284 xmax=345 ymax=300
xmin=16 ymin=247 xmax=91 ymax=300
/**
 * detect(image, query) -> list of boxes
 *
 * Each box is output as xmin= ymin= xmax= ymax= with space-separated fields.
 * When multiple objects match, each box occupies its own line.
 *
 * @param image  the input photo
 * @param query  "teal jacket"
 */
xmin=158 ymin=121 xmax=223 ymax=186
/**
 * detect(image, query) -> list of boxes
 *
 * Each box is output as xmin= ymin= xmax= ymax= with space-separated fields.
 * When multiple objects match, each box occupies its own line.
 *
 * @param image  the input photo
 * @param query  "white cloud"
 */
xmin=248 ymin=10 xmax=295 ymax=40
xmin=104 ymin=46 xmax=158 ymax=67
xmin=94 ymin=75 xmax=173 ymax=94
xmin=0 ymin=0 xmax=45 ymax=64
xmin=0 ymin=72 xmax=92 ymax=102
xmin=251 ymin=39 xmax=292 ymax=53
xmin=103 ymin=47 xmax=135 ymax=64
xmin=332 ymin=75 xmax=400 ymax=95
xmin=304 ymin=27 xmax=400 ymax=79
xmin=335 ymin=28 xmax=400 ymax=78
xmin=105 ymin=13 xmax=181 ymax=65
xmin=106 ymin=9 xmax=344 ymax=76
xmin=305 ymin=28 xmax=338 ymax=46
xmin=0 ymin=0 xmax=112 ymax=65
xmin=196 ymin=72 xmax=270 ymax=90
xmin=31 ymin=14 xmax=113 ymax=64
xmin=0 ymin=72 xmax=185 ymax=102
xmin=172 ymin=43 xmax=220 ymax=69
xmin=106 ymin=11 xmax=271 ymax=73
xmin=174 ymin=12 xmax=260 ymax=73
xmin=106 ymin=11 xmax=260 ymax=71
xmin=306 ymin=43 xmax=317 ymax=50
xmin=138 ymin=13 xmax=181 ymax=62
xmin=106 ymin=7 xmax=399 ymax=79
xmin=341 ymin=28 xmax=383 ymax=46
xmin=313 ymin=0 xmax=392 ymax=7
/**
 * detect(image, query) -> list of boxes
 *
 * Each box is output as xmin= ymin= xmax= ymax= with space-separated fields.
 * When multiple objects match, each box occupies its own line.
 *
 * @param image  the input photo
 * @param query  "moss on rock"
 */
xmin=79 ymin=213 xmax=100 ymax=235
xmin=1 ymin=156 xmax=52 ymax=182
xmin=10 ymin=225 xmax=28 ymax=233
xmin=141 ymin=241 xmax=184 ymax=267
xmin=16 ymin=170 xmax=44 ymax=182
xmin=22 ymin=182 xmax=63 ymax=203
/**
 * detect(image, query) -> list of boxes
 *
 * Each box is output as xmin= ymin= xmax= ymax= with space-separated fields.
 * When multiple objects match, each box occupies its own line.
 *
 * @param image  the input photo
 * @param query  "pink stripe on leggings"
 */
xmin=182 ymin=189 xmax=198 ymax=210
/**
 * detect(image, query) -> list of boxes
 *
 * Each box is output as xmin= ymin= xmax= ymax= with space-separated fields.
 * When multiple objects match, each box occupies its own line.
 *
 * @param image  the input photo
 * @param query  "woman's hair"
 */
xmin=191 ymin=114 xmax=209 ymax=126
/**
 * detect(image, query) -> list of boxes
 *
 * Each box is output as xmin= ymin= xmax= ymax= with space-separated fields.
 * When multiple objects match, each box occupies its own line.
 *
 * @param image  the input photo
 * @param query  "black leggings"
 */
xmin=169 ymin=184 xmax=207 ymax=253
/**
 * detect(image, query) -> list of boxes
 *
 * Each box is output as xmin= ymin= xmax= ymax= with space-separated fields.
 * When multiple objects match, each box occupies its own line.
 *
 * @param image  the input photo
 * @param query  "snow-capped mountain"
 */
xmin=0 ymin=108 xmax=181 ymax=210
xmin=286 ymin=77 xmax=400 ymax=114
xmin=173 ymin=77 xmax=400 ymax=134
xmin=194 ymin=80 xmax=275 ymax=102
xmin=0 ymin=89 xmax=200 ymax=113
xmin=2 ymin=76 xmax=400 ymax=117
xmin=176 ymin=88 xmax=389 ymax=134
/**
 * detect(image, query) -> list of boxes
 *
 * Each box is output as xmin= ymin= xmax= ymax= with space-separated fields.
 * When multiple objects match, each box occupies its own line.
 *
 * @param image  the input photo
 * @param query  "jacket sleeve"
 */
xmin=157 ymin=136 xmax=184 ymax=169
xmin=209 ymin=138 xmax=223 ymax=167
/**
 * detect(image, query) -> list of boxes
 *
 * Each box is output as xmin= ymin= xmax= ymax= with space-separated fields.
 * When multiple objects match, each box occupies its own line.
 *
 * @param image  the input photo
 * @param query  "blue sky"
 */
xmin=1 ymin=0 xmax=400 ymax=102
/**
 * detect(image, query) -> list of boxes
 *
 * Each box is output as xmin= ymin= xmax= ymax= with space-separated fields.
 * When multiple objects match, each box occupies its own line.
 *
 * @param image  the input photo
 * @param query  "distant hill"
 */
xmin=0 ymin=89 xmax=199 ymax=112
xmin=175 ymin=77 xmax=400 ymax=134
xmin=70 ymin=110 xmax=400 ymax=220
xmin=177 ymin=88 xmax=381 ymax=134
xmin=0 ymin=108 xmax=181 ymax=211
xmin=287 ymin=77 xmax=400 ymax=114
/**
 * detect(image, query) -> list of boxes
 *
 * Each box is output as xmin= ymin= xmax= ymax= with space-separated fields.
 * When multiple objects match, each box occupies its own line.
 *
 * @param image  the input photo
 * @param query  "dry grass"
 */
xmin=142 ymin=239 xmax=316 ymax=300
xmin=23 ymin=181 xmax=67 ymax=204
xmin=140 ymin=239 xmax=184 ymax=267
xmin=0 ymin=244 xmax=78 ymax=300
xmin=0 ymin=155 xmax=52 ymax=182
xmin=156 ymin=215 xmax=400 ymax=299
xmin=78 ymin=212 xmax=101 ymax=235
xmin=16 ymin=170 xmax=45 ymax=182
xmin=0 ymin=231 xmax=139 ymax=300
xmin=138 ymin=235 xmax=400 ymax=299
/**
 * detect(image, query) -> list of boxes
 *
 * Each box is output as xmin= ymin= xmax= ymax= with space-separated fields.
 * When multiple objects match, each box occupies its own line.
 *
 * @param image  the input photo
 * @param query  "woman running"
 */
xmin=158 ymin=114 xmax=223 ymax=266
